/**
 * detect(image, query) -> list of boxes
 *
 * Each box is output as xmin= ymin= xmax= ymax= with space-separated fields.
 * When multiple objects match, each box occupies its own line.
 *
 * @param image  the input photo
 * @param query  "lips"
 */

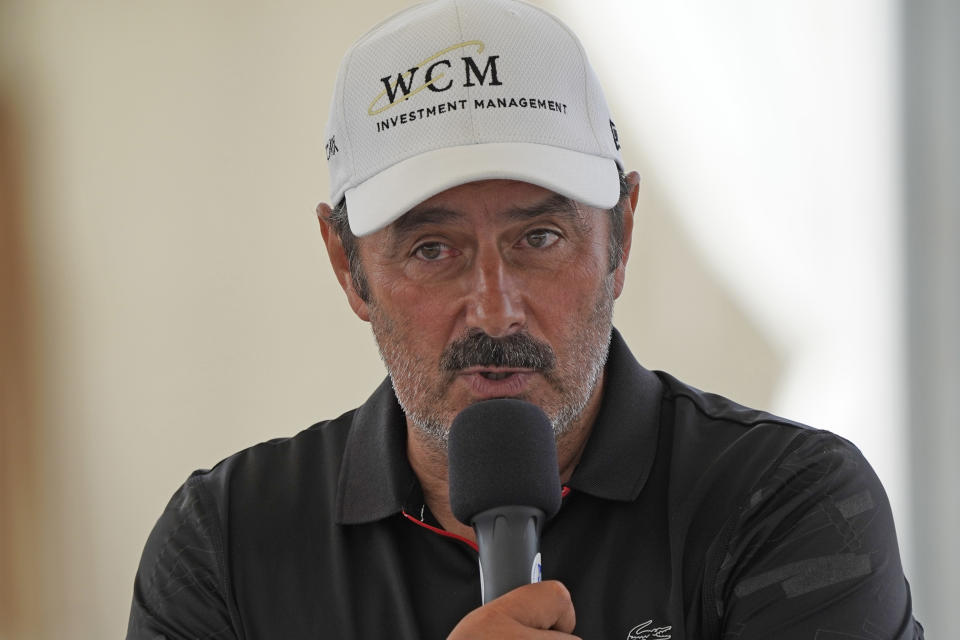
xmin=479 ymin=371 xmax=511 ymax=381
xmin=459 ymin=368 xmax=534 ymax=398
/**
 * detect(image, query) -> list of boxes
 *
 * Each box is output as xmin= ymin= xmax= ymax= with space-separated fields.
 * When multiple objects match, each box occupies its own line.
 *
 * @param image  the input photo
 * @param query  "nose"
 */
xmin=464 ymin=245 xmax=525 ymax=338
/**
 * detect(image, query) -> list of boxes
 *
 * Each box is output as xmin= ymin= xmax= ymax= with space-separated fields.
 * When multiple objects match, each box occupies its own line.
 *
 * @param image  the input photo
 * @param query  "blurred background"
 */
xmin=0 ymin=0 xmax=955 ymax=637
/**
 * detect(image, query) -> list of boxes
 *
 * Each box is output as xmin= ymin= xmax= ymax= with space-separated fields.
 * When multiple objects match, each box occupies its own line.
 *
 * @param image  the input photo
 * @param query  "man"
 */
xmin=127 ymin=0 xmax=923 ymax=638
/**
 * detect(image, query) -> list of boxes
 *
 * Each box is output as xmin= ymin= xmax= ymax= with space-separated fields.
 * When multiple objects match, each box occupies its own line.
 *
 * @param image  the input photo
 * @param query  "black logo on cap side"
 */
xmin=325 ymin=135 xmax=339 ymax=160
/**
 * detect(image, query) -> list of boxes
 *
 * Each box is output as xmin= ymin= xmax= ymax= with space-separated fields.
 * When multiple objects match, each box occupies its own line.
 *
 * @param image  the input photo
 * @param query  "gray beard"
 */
xmin=397 ymin=348 xmax=608 ymax=453
xmin=373 ymin=275 xmax=615 ymax=454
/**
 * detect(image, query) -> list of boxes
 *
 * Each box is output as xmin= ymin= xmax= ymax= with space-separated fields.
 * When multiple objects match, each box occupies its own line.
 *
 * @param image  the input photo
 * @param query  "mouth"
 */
xmin=459 ymin=368 xmax=535 ymax=398
xmin=462 ymin=367 xmax=531 ymax=379
xmin=479 ymin=371 xmax=513 ymax=380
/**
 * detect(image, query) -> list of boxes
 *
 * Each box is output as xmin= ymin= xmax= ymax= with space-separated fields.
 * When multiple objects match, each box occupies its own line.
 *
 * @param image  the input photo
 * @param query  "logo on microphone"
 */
xmin=530 ymin=552 xmax=542 ymax=583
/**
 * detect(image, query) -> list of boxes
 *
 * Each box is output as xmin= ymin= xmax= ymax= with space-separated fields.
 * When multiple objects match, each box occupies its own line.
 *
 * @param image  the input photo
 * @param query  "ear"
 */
xmin=612 ymin=171 xmax=640 ymax=299
xmin=316 ymin=202 xmax=371 ymax=322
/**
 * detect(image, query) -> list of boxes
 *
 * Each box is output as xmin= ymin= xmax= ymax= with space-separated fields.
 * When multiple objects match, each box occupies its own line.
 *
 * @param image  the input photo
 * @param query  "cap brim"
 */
xmin=344 ymin=142 xmax=620 ymax=236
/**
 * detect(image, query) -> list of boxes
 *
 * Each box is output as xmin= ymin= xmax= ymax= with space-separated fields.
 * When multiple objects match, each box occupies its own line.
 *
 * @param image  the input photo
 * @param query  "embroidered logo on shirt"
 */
xmin=627 ymin=620 xmax=672 ymax=639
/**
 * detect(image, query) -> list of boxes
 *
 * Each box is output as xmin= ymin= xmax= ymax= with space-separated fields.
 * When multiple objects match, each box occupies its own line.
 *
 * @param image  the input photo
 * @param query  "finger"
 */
xmin=488 ymin=581 xmax=577 ymax=634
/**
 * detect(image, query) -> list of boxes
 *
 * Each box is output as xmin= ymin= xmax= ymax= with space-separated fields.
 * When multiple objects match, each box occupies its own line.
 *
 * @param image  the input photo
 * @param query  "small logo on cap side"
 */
xmin=325 ymin=135 xmax=339 ymax=160
xmin=610 ymin=119 xmax=621 ymax=151
xmin=368 ymin=41 xmax=502 ymax=116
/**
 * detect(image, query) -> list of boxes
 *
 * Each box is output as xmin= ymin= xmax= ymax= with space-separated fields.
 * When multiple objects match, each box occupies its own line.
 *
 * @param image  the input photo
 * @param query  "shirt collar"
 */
xmin=335 ymin=377 xmax=414 ymax=525
xmin=565 ymin=328 xmax=662 ymax=501
xmin=335 ymin=328 xmax=663 ymax=525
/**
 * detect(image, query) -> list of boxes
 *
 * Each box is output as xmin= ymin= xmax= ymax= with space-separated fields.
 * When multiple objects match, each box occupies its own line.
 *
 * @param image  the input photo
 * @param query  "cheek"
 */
xmin=531 ymin=255 xmax=607 ymax=306
xmin=527 ymin=265 xmax=613 ymax=344
xmin=369 ymin=277 xmax=463 ymax=348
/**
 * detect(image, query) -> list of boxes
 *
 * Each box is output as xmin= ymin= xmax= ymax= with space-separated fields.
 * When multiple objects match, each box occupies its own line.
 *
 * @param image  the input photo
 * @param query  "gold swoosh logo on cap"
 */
xmin=367 ymin=40 xmax=485 ymax=116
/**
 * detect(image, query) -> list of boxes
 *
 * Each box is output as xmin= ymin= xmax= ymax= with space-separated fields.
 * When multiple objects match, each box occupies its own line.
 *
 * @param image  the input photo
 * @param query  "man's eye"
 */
xmin=522 ymin=229 xmax=560 ymax=249
xmin=414 ymin=242 xmax=454 ymax=261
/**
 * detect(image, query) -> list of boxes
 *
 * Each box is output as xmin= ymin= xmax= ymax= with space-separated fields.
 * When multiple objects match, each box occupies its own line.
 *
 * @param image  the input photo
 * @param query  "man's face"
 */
xmin=347 ymin=179 xmax=628 ymax=451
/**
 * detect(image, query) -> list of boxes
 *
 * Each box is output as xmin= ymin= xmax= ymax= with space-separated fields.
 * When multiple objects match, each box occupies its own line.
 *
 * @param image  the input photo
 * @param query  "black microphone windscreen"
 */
xmin=448 ymin=399 xmax=562 ymax=525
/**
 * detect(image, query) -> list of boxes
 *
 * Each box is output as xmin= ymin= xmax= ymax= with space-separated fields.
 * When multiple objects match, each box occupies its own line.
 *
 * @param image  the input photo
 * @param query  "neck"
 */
xmin=405 ymin=372 xmax=606 ymax=544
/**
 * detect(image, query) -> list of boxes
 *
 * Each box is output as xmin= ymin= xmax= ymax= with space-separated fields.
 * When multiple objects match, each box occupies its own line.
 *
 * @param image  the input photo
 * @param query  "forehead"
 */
xmin=385 ymin=179 xmax=595 ymax=236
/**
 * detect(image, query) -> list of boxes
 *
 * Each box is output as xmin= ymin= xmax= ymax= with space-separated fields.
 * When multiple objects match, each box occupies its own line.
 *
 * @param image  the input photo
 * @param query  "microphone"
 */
xmin=448 ymin=399 xmax=562 ymax=604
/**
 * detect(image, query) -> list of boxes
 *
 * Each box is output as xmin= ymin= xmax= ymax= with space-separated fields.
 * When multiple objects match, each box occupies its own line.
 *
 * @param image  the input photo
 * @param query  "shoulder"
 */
xmin=649 ymin=374 xmax=918 ymax=636
xmin=147 ymin=406 xmax=360 ymax=555
xmin=654 ymin=370 xmax=836 ymax=501
xmin=185 ymin=408 xmax=359 ymax=519
xmin=128 ymin=409 xmax=360 ymax=635
xmin=653 ymin=370 xmax=879 ymax=558
xmin=653 ymin=370 xmax=875 ymax=489
xmin=657 ymin=369 xmax=815 ymax=441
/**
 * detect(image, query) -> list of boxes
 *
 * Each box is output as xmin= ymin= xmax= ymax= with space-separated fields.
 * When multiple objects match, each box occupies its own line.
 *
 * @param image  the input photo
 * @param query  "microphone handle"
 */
xmin=472 ymin=505 xmax=546 ymax=604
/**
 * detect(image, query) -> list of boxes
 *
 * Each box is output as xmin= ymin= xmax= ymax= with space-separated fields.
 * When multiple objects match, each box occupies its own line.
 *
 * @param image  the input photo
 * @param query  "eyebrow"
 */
xmin=389 ymin=193 xmax=583 ymax=241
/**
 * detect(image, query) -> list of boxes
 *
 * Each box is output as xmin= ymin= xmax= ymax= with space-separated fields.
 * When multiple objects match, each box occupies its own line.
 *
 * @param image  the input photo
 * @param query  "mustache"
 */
xmin=440 ymin=329 xmax=556 ymax=372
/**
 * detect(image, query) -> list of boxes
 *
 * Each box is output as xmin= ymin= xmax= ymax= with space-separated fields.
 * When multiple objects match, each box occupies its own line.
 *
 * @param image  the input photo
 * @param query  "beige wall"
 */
xmin=1 ymin=1 xmax=777 ymax=637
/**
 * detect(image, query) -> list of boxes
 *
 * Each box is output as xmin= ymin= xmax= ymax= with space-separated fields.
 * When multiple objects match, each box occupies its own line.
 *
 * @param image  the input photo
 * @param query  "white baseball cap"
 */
xmin=324 ymin=0 xmax=624 ymax=237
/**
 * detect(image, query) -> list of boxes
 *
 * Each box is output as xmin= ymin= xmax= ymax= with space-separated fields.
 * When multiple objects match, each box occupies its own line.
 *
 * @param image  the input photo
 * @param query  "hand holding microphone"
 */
xmin=447 ymin=581 xmax=579 ymax=639
xmin=447 ymin=399 xmax=577 ymax=637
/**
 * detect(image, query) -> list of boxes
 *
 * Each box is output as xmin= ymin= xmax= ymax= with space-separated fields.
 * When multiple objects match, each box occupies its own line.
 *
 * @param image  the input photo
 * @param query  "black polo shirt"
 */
xmin=127 ymin=329 xmax=923 ymax=639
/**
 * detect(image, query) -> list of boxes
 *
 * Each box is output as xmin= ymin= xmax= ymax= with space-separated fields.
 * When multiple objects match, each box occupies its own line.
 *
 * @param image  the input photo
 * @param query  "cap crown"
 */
xmin=325 ymin=0 xmax=622 ymax=233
